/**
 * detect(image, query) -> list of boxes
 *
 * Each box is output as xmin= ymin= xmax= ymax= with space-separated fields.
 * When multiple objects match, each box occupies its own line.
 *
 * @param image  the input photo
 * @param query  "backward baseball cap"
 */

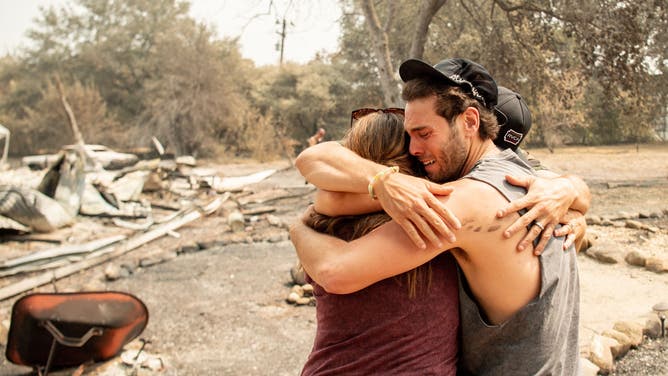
xmin=399 ymin=58 xmax=498 ymax=109
xmin=494 ymin=86 xmax=532 ymax=150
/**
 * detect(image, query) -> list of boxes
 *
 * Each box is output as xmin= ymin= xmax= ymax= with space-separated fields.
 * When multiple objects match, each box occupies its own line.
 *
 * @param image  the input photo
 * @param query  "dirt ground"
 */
xmin=0 ymin=143 xmax=667 ymax=375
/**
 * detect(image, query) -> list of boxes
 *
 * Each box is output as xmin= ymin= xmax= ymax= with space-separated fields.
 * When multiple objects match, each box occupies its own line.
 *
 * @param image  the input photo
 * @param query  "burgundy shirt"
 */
xmin=302 ymin=253 xmax=459 ymax=375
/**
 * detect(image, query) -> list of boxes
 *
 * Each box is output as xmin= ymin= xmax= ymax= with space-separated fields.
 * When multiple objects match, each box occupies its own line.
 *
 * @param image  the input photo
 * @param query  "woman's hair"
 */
xmin=305 ymin=111 xmax=432 ymax=298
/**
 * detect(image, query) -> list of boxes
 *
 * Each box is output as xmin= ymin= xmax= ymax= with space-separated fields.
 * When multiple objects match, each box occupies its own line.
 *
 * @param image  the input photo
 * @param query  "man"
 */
xmin=291 ymin=58 xmax=584 ymax=374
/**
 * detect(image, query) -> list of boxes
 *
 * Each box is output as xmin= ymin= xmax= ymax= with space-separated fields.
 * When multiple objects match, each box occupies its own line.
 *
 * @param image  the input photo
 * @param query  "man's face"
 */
xmin=404 ymin=95 xmax=467 ymax=183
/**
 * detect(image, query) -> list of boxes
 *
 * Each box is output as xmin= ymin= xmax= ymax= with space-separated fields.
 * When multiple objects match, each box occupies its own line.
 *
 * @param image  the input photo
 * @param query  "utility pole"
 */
xmin=277 ymin=17 xmax=287 ymax=66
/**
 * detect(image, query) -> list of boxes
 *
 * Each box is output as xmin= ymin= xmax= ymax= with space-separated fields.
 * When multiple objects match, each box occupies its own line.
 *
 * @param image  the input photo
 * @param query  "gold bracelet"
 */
xmin=368 ymin=166 xmax=399 ymax=200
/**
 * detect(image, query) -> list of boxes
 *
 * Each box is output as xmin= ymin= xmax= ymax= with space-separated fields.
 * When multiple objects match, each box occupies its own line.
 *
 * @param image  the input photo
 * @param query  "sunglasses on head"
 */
xmin=350 ymin=107 xmax=405 ymax=127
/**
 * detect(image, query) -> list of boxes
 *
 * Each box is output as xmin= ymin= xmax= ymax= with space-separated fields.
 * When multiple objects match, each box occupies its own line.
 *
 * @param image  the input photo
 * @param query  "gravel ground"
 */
xmin=611 ymin=337 xmax=668 ymax=375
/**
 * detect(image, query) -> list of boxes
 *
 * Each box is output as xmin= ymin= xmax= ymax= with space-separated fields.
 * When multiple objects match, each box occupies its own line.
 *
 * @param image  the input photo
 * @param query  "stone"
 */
xmin=179 ymin=242 xmax=201 ymax=254
xmin=295 ymin=297 xmax=312 ymax=305
xmin=643 ymin=317 xmax=663 ymax=339
xmin=286 ymin=292 xmax=300 ymax=304
xmin=650 ymin=210 xmax=663 ymax=218
xmin=638 ymin=211 xmax=652 ymax=219
xmin=612 ymin=321 xmax=644 ymax=346
xmin=586 ymin=215 xmax=602 ymax=225
xmin=302 ymin=284 xmax=314 ymax=296
xmin=587 ymin=334 xmax=615 ymax=374
xmin=290 ymin=284 xmax=304 ymax=297
xmin=587 ymin=245 xmax=624 ymax=264
xmin=625 ymin=220 xmax=643 ymax=229
xmin=266 ymin=214 xmax=283 ymax=227
xmin=291 ymin=264 xmax=307 ymax=285
xmin=105 ymin=263 xmax=122 ymax=281
xmin=601 ymin=219 xmax=615 ymax=226
xmin=614 ymin=211 xmax=635 ymax=220
xmin=645 ymin=257 xmax=668 ymax=273
xmin=601 ymin=329 xmax=631 ymax=358
xmin=625 ymin=249 xmax=648 ymax=267
xmin=579 ymin=357 xmax=600 ymax=376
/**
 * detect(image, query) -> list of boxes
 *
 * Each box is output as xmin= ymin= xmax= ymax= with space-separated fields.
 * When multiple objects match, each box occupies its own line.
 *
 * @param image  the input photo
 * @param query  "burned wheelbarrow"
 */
xmin=6 ymin=291 xmax=148 ymax=375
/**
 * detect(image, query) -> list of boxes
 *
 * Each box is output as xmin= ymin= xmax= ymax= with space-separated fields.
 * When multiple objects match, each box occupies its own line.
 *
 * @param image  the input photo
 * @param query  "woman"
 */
xmin=300 ymin=109 xmax=459 ymax=375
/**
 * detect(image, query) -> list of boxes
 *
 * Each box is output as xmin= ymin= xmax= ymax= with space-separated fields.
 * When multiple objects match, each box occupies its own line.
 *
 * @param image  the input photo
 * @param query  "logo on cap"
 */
xmin=503 ymin=130 xmax=523 ymax=146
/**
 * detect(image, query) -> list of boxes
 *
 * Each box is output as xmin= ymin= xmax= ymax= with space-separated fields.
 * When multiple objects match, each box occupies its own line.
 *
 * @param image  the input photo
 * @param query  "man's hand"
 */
xmin=373 ymin=172 xmax=460 ymax=249
xmin=497 ymin=174 xmax=578 ymax=254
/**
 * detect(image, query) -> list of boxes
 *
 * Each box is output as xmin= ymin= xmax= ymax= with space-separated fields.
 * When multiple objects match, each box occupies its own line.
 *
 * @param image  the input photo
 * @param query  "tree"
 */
xmin=337 ymin=0 xmax=666 ymax=145
xmin=2 ymin=0 xmax=256 ymax=156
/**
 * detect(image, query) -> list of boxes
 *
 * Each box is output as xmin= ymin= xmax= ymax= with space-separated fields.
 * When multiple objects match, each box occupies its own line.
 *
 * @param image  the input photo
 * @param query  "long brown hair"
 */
xmin=305 ymin=111 xmax=432 ymax=298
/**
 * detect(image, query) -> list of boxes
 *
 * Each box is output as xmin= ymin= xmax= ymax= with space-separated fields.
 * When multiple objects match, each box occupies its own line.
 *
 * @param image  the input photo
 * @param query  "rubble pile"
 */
xmin=0 ymin=143 xmax=313 ymax=299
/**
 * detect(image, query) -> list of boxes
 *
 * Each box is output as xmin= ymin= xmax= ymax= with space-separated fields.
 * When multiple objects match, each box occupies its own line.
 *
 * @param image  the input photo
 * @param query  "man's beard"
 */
xmin=427 ymin=130 xmax=468 ymax=183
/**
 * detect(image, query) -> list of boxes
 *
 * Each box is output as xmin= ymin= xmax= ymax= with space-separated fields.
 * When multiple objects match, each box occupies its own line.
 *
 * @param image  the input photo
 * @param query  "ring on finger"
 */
xmin=534 ymin=222 xmax=545 ymax=231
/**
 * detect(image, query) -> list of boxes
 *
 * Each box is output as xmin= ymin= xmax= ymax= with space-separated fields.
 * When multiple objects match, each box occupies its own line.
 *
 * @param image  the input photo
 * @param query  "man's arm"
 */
xmin=296 ymin=141 xmax=460 ymax=248
xmin=291 ymin=179 xmax=521 ymax=293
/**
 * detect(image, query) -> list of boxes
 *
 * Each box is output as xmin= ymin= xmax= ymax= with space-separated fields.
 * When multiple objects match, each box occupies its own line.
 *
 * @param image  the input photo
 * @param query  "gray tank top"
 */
xmin=458 ymin=149 xmax=580 ymax=375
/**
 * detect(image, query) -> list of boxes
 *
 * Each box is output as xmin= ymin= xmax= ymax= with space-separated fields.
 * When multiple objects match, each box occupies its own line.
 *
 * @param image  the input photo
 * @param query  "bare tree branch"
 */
xmin=54 ymin=74 xmax=84 ymax=147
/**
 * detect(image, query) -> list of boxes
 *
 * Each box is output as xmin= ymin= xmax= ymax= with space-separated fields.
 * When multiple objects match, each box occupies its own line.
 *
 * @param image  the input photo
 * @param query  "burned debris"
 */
xmin=0 ymin=139 xmax=314 ymax=374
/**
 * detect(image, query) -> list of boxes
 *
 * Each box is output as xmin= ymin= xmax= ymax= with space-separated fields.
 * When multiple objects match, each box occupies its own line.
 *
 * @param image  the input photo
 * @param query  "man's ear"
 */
xmin=461 ymin=107 xmax=480 ymax=136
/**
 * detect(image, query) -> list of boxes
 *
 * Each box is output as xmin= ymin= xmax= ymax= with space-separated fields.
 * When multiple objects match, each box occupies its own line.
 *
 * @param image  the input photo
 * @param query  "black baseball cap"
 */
xmin=399 ymin=58 xmax=498 ymax=109
xmin=494 ymin=86 xmax=532 ymax=150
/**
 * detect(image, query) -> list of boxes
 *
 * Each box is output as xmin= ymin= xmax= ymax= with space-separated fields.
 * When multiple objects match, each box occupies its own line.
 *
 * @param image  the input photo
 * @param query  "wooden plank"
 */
xmin=0 ymin=235 xmax=126 ymax=269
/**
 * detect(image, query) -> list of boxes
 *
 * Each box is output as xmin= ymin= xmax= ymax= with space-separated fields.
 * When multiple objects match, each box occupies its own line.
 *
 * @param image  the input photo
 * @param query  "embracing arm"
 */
xmin=296 ymin=141 xmax=459 ymax=247
xmin=296 ymin=141 xmax=379 ymax=193
xmin=291 ymin=179 xmax=518 ymax=294
xmin=313 ymin=190 xmax=381 ymax=216
xmin=497 ymin=171 xmax=591 ymax=254
xmin=290 ymin=215 xmax=442 ymax=294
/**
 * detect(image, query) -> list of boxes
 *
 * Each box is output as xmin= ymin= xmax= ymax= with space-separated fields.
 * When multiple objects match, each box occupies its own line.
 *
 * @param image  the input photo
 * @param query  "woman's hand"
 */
xmin=497 ymin=174 xmax=578 ymax=255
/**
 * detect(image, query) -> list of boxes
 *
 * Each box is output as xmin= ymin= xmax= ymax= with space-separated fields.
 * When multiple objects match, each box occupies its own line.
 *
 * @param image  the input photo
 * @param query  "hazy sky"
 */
xmin=0 ymin=0 xmax=342 ymax=66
